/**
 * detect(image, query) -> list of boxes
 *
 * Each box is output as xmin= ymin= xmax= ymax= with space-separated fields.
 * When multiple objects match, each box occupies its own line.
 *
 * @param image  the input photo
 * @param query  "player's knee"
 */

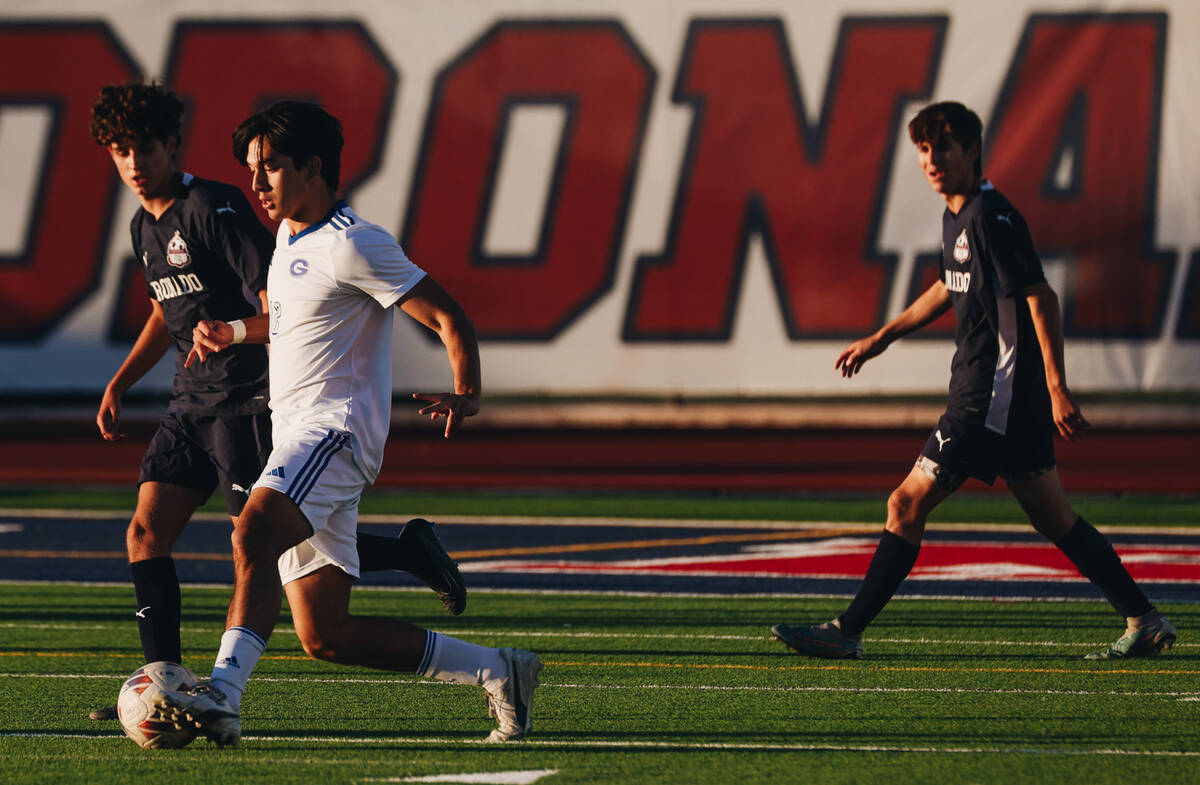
xmin=1030 ymin=510 xmax=1076 ymax=542
xmin=297 ymin=633 xmax=336 ymax=662
xmin=886 ymin=488 xmax=914 ymax=522
xmin=886 ymin=489 xmax=924 ymax=535
xmin=229 ymin=517 xmax=279 ymax=562
xmin=295 ymin=623 xmax=345 ymax=663
xmin=126 ymin=517 xmax=162 ymax=560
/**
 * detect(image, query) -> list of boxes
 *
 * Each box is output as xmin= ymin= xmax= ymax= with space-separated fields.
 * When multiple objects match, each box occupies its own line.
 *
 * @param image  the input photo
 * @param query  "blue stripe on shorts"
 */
xmin=286 ymin=430 xmax=349 ymax=506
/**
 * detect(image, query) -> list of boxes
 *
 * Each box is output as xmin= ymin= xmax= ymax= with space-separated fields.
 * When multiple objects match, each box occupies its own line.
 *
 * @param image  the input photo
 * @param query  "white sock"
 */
xmin=210 ymin=626 xmax=266 ymax=709
xmin=417 ymin=631 xmax=507 ymax=694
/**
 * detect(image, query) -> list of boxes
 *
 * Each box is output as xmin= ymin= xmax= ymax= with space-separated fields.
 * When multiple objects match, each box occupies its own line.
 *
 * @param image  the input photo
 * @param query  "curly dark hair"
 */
xmin=908 ymin=101 xmax=983 ymax=177
xmin=89 ymin=82 xmax=183 ymax=148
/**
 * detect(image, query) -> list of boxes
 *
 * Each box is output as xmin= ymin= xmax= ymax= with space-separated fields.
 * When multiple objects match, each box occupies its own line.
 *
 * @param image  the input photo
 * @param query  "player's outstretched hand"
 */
xmin=96 ymin=387 xmax=124 ymax=441
xmin=835 ymin=335 xmax=888 ymax=378
xmin=185 ymin=320 xmax=234 ymax=368
xmin=413 ymin=392 xmax=480 ymax=438
xmin=1050 ymin=385 xmax=1090 ymax=441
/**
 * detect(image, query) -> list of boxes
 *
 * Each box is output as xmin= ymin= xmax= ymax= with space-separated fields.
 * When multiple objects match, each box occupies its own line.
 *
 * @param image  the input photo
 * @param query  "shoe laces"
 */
xmin=487 ymin=687 xmax=517 ymax=729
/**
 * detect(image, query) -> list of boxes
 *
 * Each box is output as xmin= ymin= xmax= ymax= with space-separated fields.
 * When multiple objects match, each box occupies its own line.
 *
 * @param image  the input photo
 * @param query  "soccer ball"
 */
xmin=117 ymin=661 xmax=200 ymax=749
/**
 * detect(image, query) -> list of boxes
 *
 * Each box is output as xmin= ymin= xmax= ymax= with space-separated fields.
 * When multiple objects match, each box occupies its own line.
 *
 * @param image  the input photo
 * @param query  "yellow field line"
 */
xmin=544 ymin=659 xmax=1200 ymax=675
xmin=452 ymin=528 xmax=849 ymax=559
xmin=3 ymin=650 xmax=1196 ymax=676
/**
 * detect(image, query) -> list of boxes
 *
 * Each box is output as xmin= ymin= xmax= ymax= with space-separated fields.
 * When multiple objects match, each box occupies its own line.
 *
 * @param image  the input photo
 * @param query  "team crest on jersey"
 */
xmin=952 ymin=229 xmax=971 ymax=264
xmin=166 ymin=230 xmax=191 ymax=268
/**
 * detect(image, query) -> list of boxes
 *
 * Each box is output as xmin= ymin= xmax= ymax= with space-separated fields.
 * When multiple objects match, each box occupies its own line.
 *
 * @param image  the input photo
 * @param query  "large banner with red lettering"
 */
xmin=1 ymin=1 xmax=1197 ymax=395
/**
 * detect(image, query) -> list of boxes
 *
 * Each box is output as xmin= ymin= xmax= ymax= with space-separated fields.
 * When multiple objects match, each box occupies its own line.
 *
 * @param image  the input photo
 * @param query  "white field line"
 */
xmin=2 ymin=730 xmax=1197 ymax=757
xmin=0 ymin=751 xmax=453 ymax=769
xmin=0 ymin=620 xmax=1194 ymax=649
xmin=361 ymin=772 xmax=558 ymax=785
xmin=0 ymin=580 xmax=1193 ymax=605
xmin=4 ymin=507 xmax=1200 ymax=536
xmin=4 ymin=672 xmax=1198 ymax=699
xmin=459 ymin=565 xmax=1200 ymax=585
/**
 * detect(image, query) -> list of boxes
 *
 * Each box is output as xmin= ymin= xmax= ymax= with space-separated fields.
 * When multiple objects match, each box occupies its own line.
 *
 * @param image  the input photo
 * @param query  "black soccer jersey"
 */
xmin=940 ymin=182 xmax=1051 ymax=435
xmin=130 ymin=173 xmax=272 ymax=414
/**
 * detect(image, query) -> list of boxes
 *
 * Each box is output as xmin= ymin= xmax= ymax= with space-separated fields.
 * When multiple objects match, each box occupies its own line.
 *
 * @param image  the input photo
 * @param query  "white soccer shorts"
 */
xmin=254 ymin=428 xmax=365 ymax=584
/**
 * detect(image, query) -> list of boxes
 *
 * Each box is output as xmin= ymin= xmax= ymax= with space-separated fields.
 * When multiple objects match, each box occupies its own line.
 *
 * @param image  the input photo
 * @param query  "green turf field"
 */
xmin=2 ymin=490 xmax=1197 ymax=783
xmin=1 ymin=585 xmax=1197 ymax=784
xmin=3 ymin=486 xmax=1199 ymax=526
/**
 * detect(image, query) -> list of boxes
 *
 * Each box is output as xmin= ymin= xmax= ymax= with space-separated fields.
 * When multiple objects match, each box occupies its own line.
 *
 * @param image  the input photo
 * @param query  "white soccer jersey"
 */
xmin=266 ymin=201 xmax=426 ymax=481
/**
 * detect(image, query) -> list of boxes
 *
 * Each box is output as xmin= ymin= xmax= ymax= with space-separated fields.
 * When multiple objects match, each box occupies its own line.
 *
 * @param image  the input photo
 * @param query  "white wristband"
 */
xmin=228 ymin=319 xmax=247 ymax=344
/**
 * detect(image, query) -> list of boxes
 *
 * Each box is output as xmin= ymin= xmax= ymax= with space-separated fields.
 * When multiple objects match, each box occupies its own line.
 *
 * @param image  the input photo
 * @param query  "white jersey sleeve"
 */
xmin=332 ymin=224 xmax=426 ymax=309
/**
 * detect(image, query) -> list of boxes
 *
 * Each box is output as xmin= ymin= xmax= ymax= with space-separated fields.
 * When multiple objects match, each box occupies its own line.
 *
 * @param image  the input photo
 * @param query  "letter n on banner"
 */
xmin=623 ymin=17 xmax=946 ymax=342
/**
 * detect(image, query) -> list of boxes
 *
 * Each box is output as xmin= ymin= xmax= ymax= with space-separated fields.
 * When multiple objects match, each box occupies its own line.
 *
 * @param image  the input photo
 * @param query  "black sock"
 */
xmin=838 ymin=531 xmax=921 ymax=637
xmin=357 ymin=532 xmax=404 ymax=572
xmin=130 ymin=557 xmax=182 ymax=664
xmin=1055 ymin=517 xmax=1153 ymax=618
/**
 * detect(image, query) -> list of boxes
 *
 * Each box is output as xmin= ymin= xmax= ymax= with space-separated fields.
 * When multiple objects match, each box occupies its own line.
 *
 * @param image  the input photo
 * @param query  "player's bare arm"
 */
xmin=98 ymin=300 xmax=174 ymax=441
xmin=836 ymin=280 xmax=952 ymax=378
xmin=1024 ymin=281 xmax=1089 ymax=440
xmin=184 ymin=288 xmax=270 ymax=368
xmin=184 ymin=313 xmax=270 ymax=368
xmin=399 ymin=276 xmax=481 ymax=438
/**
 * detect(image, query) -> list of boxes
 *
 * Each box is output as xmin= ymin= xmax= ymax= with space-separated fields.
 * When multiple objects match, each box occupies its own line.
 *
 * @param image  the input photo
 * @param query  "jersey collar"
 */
xmin=949 ymin=180 xmax=993 ymax=218
xmin=287 ymin=199 xmax=350 ymax=245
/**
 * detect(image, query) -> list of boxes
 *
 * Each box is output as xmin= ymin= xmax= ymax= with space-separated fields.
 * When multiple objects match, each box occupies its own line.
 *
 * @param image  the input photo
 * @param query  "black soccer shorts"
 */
xmin=916 ymin=408 xmax=1055 ymax=492
xmin=138 ymin=410 xmax=272 ymax=516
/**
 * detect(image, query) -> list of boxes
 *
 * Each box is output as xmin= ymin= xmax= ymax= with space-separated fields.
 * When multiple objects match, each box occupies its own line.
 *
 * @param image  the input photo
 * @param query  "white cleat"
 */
xmin=1086 ymin=615 xmax=1178 ymax=660
xmin=155 ymin=681 xmax=241 ymax=747
xmin=485 ymin=648 xmax=542 ymax=742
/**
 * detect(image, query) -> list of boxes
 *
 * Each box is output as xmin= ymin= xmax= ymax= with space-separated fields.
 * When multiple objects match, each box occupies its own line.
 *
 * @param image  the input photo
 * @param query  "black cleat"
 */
xmin=772 ymin=621 xmax=863 ymax=659
xmin=396 ymin=518 xmax=467 ymax=615
xmin=89 ymin=704 xmax=119 ymax=721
